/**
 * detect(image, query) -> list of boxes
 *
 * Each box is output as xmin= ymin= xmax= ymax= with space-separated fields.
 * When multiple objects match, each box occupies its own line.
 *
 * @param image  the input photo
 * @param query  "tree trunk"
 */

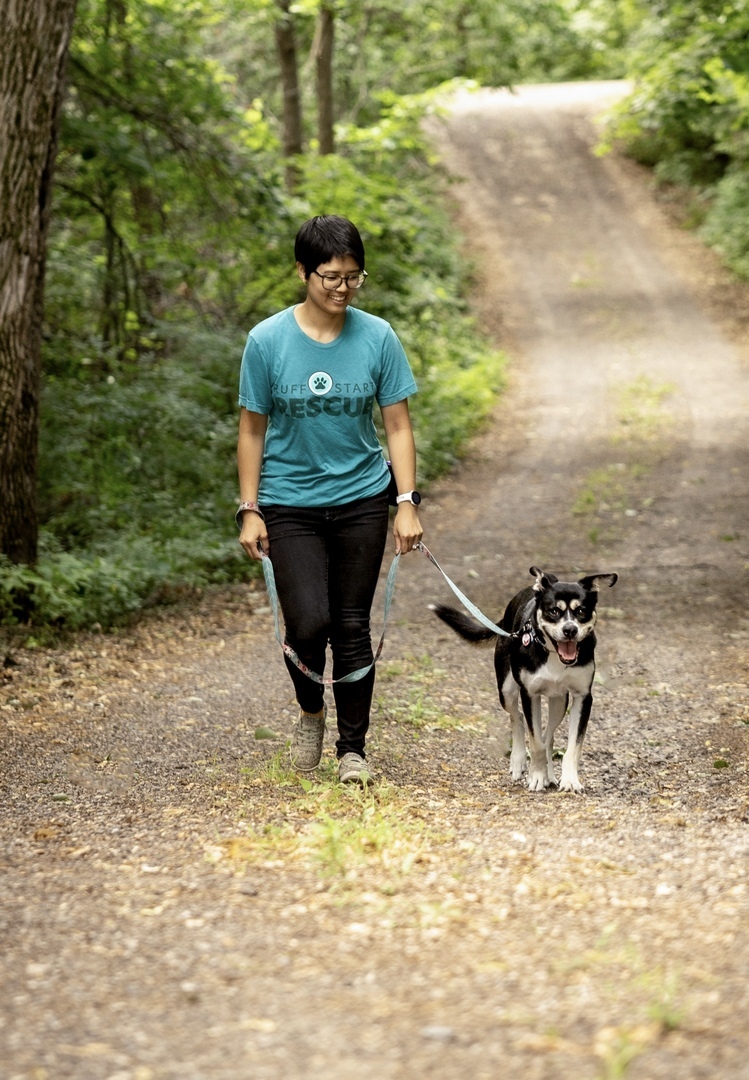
xmin=274 ymin=0 xmax=304 ymax=192
xmin=454 ymin=4 xmax=471 ymax=78
xmin=315 ymin=4 xmax=335 ymax=156
xmin=0 ymin=0 xmax=78 ymax=565
xmin=455 ymin=3 xmax=472 ymax=78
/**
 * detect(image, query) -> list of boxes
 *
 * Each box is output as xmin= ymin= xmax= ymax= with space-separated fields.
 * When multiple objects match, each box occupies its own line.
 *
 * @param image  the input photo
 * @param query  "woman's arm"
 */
xmin=237 ymin=407 xmax=269 ymax=560
xmin=381 ymin=399 xmax=423 ymax=554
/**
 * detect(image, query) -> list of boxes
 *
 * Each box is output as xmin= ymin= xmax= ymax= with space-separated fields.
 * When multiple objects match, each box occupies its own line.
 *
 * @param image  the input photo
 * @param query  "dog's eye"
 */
xmin=577 ymin=608 xmax=588 ymax=620
xmin=548 ymin=607 xmax=562 ymax=619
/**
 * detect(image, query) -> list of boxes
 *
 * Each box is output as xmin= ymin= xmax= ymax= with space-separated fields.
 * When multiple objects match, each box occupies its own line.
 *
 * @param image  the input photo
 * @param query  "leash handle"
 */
xmin=260 ymin=551 xmax=401 ymax=686
xmin=415 ymin=541 xmax=511 ymax=638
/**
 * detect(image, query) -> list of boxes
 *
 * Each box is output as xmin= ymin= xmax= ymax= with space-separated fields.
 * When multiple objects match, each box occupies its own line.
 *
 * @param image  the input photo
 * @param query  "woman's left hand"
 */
xmin=393 ymin=504 xmax=423 ymax=554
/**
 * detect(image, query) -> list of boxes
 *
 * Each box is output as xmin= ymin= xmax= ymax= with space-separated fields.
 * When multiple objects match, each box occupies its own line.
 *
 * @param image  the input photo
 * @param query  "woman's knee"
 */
xmin=330 ymin=615 xmax=371 ymax=660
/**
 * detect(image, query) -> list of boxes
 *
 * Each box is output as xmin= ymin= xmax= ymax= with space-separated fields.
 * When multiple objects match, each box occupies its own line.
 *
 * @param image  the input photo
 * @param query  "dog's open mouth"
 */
xmin=555 ymin=639 xmax=579 ymax=665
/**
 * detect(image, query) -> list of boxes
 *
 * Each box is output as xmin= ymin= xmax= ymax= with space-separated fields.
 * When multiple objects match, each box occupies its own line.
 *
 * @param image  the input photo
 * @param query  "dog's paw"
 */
xmin=559 ymin=774 xmax=584 ymax=794
xmin=509 ymin=751 xmax=527 ymax=781
xmin=527 ymin=768 xmax=552 ymax=792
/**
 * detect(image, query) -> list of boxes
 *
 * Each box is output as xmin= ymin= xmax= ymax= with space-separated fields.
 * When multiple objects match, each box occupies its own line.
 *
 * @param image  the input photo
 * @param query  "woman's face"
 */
xmin=298 ymin=255 xmax=362 ymax=317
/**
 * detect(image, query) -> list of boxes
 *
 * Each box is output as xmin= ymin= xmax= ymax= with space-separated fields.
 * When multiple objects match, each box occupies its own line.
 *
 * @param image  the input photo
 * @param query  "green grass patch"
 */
xmin=613 ymin=374 xmax=675 ymax=444
xmin=374 ymin=652 xmax=483 ymax=732
xmin=572 ymin=462 xmax=651 ymax=519
xmin=223 ymin=765 xmax=446 ymax=891
xmin=571 ymin=374 xmax=676 ymax=544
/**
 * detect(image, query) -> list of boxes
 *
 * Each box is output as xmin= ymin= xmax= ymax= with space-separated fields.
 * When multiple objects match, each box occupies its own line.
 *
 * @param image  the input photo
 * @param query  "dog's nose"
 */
xmin=562 ymin=624 xmax=578 ymax=639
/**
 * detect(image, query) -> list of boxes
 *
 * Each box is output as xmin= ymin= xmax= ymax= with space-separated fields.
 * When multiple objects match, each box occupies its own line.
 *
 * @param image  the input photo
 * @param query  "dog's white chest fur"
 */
xmin=522 ymin=654 xmax=594 ymax=698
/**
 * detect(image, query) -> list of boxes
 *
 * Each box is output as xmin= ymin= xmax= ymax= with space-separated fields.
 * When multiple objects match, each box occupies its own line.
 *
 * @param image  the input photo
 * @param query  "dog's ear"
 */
xmin=579 ymin=572 xmax=618 ymax=591
xmin=530 ymin=566 xmax=558 ymax=591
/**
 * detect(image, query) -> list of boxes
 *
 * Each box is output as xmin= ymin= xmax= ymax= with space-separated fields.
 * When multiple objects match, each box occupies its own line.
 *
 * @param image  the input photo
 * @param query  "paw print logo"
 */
xmin=308 ymin=371 xmax=333 ymax=396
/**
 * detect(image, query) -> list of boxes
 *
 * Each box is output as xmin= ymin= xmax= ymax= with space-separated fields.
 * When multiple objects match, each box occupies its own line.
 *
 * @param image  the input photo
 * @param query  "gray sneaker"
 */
xmin=338 ymin=752 xmax=373 ymax=785
xmin=289 ymin=706 xmax=327 ymax=771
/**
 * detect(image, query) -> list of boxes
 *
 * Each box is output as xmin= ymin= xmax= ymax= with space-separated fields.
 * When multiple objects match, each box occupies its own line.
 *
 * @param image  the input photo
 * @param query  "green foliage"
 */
xmin=217 ymin=0 xmax=634 ymax=137
xmin=603 ymin=1 xmax=749 ymax=276
xmin=700 ymin=170 xmax=749 ymax=276
xmin=0 ymin=548 xmax=141 ymax=631
xmin=406 ymin=321 xmax=505 ymax=480
xmin=325 ymin=0 xmax=588 ymax=100
xmin=563 ymin=0 xmax=647 ymax=78
xmin=48 ymin=0 xmax=285 ymax=367
xmin=26 ymin=326 xmax=250 ymax=629
xmin=39 ymin=330 xmax=239 ymax=547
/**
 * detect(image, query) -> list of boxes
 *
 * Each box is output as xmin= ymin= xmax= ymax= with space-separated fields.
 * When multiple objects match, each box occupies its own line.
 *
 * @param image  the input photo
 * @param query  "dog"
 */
xmin=431 ymin=566 xmax=617 ymax=792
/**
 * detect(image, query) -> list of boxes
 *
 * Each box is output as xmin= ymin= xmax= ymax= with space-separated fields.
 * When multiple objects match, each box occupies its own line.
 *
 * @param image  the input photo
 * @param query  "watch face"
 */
xmin=411 ymin=491 xmax=422 ymax=505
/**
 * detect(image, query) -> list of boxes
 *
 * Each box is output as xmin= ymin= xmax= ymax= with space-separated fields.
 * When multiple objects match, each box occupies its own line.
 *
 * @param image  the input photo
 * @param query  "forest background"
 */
xmin=2 ymin=0 xmax=749 ymax=634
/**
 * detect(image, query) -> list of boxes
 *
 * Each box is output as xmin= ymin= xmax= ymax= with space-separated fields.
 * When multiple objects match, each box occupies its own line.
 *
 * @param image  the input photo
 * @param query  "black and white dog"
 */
xmin=431 ymin=567 xmax=617 ymax=793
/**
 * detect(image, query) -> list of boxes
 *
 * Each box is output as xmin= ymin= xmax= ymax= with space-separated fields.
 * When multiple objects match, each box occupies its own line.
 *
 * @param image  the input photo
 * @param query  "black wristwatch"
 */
xmin=395 ymin=490 xmax=421 ymax=506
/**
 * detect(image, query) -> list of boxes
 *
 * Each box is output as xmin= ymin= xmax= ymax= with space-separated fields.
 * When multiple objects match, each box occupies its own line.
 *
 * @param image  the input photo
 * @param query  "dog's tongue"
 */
xmin=558 ymin=640 xmax=578 ymax=662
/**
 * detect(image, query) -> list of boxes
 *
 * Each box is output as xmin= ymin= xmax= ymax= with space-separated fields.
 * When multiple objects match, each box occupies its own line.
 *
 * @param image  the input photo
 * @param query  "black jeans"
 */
xmin=263 ymin=491 xmax=389 ymax=758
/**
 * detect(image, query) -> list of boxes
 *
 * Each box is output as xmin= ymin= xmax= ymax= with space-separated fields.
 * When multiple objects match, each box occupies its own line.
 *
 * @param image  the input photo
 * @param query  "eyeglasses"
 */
xmin=312 ymin=269 xmax=368 ymax=290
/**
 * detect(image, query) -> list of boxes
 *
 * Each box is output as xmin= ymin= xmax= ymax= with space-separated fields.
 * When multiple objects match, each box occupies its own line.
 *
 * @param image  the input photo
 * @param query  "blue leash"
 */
xmin=259 ymin=540 xmax=509 ymax=686
xmin=415 ymin=542 xmax=509 ymax=637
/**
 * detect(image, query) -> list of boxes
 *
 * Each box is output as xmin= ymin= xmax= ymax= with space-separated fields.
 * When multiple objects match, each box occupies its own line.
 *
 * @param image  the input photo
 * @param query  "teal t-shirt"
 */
xmin=238 ymin=305 xmax=417 ymax=506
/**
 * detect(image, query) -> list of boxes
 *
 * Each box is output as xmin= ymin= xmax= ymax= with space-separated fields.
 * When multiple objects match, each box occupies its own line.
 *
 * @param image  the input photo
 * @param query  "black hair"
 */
xmin=294 ymin=215 xmax=365 ymax=278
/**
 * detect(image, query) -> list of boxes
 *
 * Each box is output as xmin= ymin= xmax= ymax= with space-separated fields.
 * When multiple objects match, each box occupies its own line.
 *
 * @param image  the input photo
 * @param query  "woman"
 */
xmin=237 ymin=215 xmax=423 ymax=784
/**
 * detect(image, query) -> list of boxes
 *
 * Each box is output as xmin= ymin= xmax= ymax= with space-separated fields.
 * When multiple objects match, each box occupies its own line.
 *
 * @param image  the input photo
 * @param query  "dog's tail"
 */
xmin=429 ymin=603 xmax=497 ymax=644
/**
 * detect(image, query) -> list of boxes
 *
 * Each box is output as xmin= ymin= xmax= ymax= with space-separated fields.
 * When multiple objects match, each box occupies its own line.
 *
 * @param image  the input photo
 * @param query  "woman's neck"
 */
xmin=294 ymin=299 xmax=347 ymax=343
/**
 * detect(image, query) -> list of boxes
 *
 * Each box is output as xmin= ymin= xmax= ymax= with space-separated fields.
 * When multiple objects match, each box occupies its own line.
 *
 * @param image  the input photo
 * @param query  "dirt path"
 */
xmin=2 ymin=82 xmax=749 ymax=1080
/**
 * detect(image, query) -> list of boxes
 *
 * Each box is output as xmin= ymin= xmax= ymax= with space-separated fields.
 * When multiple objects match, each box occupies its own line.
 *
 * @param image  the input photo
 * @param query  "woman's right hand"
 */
xmin=239 ymin=511 xmax=269 ymax=561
